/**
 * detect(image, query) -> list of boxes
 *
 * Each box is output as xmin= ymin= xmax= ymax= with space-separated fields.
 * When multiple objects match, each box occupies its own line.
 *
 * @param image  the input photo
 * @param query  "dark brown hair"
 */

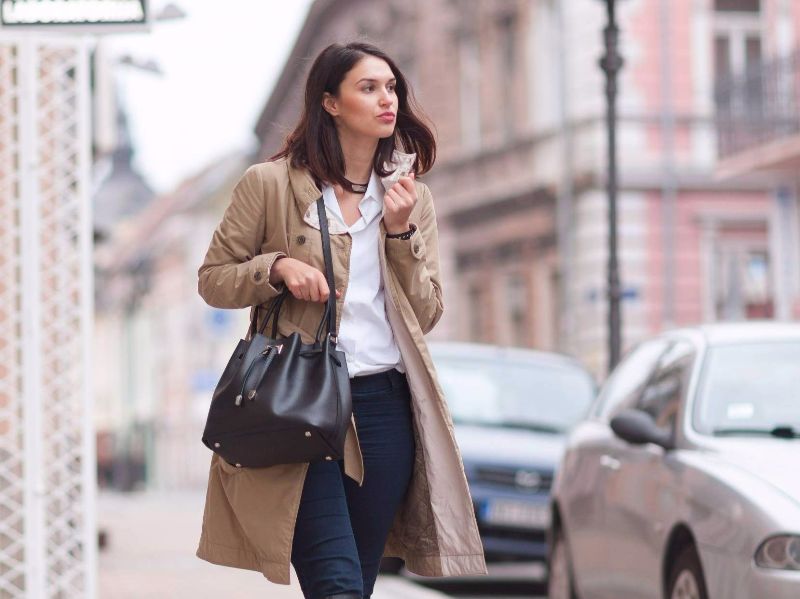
xmin=271 ymin=42 xmax=436 ymax=189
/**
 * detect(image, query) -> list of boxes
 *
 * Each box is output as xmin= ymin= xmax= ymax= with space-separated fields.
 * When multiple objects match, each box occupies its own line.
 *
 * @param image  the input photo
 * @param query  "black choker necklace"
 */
xmin=343 ymin=177 xmax=369 ymax=194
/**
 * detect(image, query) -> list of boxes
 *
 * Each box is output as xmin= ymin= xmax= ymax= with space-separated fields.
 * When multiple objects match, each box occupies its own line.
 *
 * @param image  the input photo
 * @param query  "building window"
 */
xmin=714 ymin=0 xmax=760 ymax=12
xmin=468 ymin=283 xmax=484 ymax=341
xmin=506 ymin=272 xmax=527 ymax=346
xmin=497 ymin=13 xmax=517 ymax=141
xmin=713 ymin=0 xmax=763 ymax=154
xmin=714 ymin=244 xmax=774 ymax=320
xmin=459 ymin=31 xmax=482 ymax=150
xmin=713 ymin=1 xmax=762 ymax=81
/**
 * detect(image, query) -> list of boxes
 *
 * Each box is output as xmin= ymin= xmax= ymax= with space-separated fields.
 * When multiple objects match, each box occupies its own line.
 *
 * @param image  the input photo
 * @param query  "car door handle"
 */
xmin=600 ymin=454 xmax=621 ymax=470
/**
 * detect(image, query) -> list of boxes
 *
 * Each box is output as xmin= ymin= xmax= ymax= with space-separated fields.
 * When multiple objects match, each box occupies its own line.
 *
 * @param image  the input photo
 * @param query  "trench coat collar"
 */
xmin=284 ymin=149 xmax=416 ymax=216
xmin=286 ymin=159 xmax=323 ymax=216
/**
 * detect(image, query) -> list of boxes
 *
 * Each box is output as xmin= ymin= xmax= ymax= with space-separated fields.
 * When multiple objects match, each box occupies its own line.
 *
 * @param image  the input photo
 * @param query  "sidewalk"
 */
xmin=97 ymin=488 xmax=447 ymax=599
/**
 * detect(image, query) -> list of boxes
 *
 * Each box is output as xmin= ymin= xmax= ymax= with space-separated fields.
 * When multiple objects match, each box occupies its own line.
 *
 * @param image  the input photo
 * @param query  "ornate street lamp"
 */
xmin=598 ymin=0 xmax=624 ymax=372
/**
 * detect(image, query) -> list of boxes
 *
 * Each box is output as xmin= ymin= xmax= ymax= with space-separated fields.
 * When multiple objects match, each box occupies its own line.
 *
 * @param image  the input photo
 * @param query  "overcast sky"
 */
xmin=107 ymin=0 xmax=314 ymax=193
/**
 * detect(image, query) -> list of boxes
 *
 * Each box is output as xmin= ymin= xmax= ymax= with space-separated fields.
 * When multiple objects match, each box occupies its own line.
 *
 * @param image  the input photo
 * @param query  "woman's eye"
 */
xmin=363 ymin=84 xmax=395 ymax=93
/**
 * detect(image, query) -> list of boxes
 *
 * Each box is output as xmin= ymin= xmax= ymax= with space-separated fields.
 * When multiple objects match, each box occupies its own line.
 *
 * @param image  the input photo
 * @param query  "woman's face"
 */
xmin=323 ymin=55 xmax=398 ymax=141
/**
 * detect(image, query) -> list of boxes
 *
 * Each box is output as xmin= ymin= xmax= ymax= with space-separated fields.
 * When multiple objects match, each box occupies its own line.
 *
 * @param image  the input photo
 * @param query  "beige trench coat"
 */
xmin=195 ymin=157 xmax=487 ymax=584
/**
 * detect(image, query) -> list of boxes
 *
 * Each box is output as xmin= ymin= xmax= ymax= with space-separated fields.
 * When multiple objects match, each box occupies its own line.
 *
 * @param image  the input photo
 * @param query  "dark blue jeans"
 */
xmin=290 ymin=368 xmax=416 ymax=599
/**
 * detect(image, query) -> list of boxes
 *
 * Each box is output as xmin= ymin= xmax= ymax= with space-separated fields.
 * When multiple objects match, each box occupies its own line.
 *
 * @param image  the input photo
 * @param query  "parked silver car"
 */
xmin=548 ymin=322 xmax=800 ymax=599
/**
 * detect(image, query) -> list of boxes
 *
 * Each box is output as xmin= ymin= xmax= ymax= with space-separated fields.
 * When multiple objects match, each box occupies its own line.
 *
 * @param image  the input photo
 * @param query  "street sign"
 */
xmin=1 ymin=0 xmax=150 ymax=32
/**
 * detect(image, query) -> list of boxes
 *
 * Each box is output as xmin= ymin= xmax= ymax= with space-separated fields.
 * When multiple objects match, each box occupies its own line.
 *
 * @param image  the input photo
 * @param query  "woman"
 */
xmin=195 ymin=42 xmax=486 ymax=599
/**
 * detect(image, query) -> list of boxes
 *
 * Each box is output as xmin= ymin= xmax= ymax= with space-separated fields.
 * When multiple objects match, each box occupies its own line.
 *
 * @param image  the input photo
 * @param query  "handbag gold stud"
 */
xmin=304 ymin=431 xmax=311 ymax=437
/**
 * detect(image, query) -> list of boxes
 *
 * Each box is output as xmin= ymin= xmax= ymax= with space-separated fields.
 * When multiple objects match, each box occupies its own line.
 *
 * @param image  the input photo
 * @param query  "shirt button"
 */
xmin=297 ymin=235 xmax=306 ymax=245
xmin=254 ymin=271 xmax=263 ymax=281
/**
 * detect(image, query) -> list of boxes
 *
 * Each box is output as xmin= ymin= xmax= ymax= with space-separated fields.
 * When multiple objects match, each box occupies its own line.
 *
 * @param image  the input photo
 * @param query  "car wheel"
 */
xmin=668 ymin=544 xmax=709 ymax=599
xmin=548 ymin=527 xmax=578 ymax=599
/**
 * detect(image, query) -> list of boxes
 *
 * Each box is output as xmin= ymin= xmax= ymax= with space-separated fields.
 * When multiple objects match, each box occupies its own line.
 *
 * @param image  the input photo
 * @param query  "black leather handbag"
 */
xmin=201 ymin=198 xmax=352 ymax=469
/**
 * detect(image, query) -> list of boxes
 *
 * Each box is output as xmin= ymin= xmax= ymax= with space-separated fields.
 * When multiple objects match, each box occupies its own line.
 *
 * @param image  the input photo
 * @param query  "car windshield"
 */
xmin=694 ymin=341 xmax=800 ymax=436
xmin=432 ymin=354 xmax=595 ymax=433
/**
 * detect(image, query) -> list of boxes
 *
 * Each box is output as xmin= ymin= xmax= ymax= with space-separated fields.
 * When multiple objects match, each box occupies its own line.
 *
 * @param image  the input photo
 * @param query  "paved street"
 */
xmin=96 ymin=489 xmax=449 ymax=599
xmin=97 ymin=488 xmax=549 ymax=598
xmin=408 ymin=562 xmax=548 ymax=599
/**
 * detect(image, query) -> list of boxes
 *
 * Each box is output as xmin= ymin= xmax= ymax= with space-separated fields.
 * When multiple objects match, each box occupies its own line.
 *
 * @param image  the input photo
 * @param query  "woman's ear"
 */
xmin=322 ymin=92 xmax=339 ymax=117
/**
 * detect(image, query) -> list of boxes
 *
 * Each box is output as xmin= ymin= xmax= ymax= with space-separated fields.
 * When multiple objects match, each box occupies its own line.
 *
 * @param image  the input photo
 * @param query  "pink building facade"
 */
xmin=545 ymin=0 xmax=797 ymax=375
xmin=714 ymin=1 xmax=800 ymax=319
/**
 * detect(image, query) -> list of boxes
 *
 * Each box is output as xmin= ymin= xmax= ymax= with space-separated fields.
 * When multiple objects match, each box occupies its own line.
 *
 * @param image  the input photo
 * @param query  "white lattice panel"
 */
xmin=0 ymin=34 xmax=96 ymax=599
xmin=0 ymin=39 xmax=26 ymax=599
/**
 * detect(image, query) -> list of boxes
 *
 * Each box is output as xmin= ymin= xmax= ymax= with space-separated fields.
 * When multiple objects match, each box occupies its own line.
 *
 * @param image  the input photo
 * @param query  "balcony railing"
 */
xmin=715 ymin=49 xmax=800 ymax=160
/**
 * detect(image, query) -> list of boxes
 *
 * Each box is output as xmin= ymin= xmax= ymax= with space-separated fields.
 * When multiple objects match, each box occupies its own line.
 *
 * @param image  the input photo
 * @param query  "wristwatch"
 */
xmin=386 ymin=223 xmax=417 ymax=240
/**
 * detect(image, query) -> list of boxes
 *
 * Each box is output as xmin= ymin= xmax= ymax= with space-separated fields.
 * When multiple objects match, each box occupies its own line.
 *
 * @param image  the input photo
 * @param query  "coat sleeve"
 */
xmin=384 ymin=182 xmax=444 ymax=335
xmin=197 ymin=164 xmax=287 ymax=309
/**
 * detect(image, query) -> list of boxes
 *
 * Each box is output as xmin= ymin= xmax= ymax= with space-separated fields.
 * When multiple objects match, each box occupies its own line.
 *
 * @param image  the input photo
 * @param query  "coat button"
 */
xmin=254 ymin=271 xmax=263 ymax=281
xmin=297 ymin=235 xmax=306 ymax=245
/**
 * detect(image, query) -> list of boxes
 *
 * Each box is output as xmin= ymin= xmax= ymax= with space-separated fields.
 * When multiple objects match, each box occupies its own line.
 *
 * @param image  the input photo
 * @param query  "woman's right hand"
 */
xmin=269 ymin=257 xmax=342 ymax=302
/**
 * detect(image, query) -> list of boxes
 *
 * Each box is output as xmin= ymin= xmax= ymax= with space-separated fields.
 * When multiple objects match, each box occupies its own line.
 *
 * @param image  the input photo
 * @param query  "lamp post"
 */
xmin=598 ymin=0 xmax=624 ymax=372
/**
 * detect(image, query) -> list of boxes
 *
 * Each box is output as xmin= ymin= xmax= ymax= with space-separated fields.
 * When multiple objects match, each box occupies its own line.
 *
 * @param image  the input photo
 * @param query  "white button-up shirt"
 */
xmin=321 ymin=170 xmax=406 ymax=378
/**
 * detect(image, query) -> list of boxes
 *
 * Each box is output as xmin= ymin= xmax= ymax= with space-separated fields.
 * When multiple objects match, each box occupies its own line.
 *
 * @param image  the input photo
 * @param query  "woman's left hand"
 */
xmin=383 ymin=173 xmax=417 ymax=235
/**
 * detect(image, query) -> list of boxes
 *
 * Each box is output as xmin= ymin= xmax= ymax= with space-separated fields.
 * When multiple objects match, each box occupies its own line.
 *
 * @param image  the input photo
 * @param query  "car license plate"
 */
xmin=482 ymin=499 xmax=550 ymax=529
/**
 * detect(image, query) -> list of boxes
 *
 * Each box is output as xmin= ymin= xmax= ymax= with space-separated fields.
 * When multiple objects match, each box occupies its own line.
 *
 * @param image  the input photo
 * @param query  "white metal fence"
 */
xmin=0 ymin=34 xmax=96 ymax=598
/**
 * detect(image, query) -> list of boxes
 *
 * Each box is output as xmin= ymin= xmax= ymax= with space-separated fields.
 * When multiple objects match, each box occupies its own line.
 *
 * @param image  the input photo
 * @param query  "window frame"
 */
xmin=590 ymin=338 xmax=672 ymax=422
xmin=634 ymin=339 xmax=697 ymax=441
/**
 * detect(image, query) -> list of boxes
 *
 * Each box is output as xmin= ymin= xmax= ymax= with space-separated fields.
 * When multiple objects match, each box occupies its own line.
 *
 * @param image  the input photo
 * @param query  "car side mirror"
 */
xmin=610 ymin=409 xmax=675 ymax=450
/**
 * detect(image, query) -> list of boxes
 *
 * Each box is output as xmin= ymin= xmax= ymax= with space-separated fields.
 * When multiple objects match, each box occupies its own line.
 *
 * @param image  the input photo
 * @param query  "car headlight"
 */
xmin=754 ymin=535 xmax=800 ymax=570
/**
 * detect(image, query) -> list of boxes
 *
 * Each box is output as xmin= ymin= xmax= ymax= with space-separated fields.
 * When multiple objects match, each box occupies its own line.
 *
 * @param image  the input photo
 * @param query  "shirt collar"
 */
xmin=361 ymin=170 xmax=383 ymax=217
xmin=321 ymin=170 xmax=383 ymax=231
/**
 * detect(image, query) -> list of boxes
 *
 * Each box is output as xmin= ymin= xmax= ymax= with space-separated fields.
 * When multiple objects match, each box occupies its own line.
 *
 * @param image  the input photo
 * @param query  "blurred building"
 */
xmin=255 ymin=0 xmax=799 ymax=376
xmin=90 ymin=46 xmax=156 ymax=491
xmin=94 ymin=150 xmax=253 ymax=490
xmin=92 ymin=100 xmax=155 ymax=242
xmin=714 ymin=0 xmax=800 ymax=319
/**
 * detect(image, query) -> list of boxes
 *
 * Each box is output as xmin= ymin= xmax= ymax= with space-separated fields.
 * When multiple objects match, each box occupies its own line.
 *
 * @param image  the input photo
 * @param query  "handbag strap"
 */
xmin=316 ymin=196 xmax=337 ymax=340
xmin=249 ymin=287 xmax=289 ymax=339
xmin=248 ymin=196 xmax=337 ymax=341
